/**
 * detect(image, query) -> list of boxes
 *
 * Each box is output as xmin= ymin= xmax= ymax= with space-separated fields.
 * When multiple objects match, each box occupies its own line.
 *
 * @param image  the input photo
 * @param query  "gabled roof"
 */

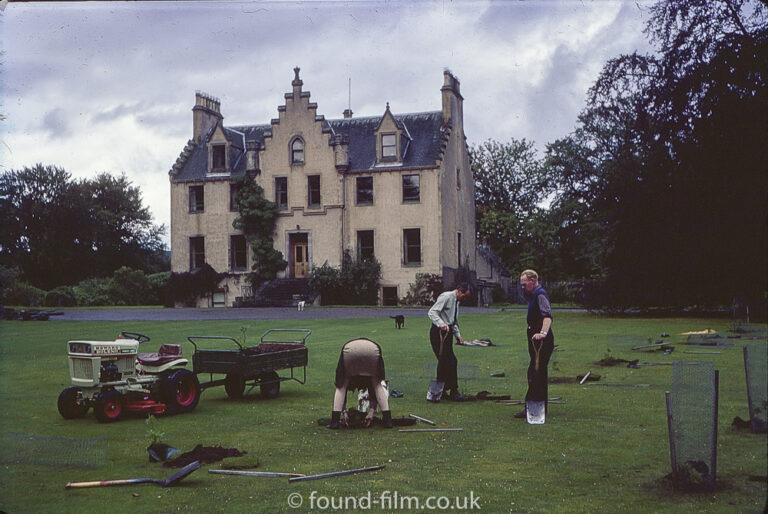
xmin=170 ymin=111 xmax=446 ymax=182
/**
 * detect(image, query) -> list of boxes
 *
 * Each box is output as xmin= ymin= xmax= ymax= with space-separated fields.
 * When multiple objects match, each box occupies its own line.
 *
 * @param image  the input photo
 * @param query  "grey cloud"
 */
xmin=41 ymin=108 xmax=71 ymax=138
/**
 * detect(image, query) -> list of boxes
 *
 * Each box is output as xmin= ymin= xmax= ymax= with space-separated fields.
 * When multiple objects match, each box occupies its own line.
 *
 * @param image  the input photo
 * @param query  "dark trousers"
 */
xmin=430 ymin=324 xmax=458 ymax=392
xmin=525 ymin=328 xmax=554 ymax=403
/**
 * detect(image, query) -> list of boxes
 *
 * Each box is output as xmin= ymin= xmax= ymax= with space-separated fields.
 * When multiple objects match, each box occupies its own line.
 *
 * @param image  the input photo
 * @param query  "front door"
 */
xmin=294 ymin=243 xmax=308 ymax=278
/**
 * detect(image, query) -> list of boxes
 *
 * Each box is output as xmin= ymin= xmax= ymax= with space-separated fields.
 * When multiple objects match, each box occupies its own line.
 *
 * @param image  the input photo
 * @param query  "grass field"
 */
xmin=0 ymin=311 xmax=765 ymax=513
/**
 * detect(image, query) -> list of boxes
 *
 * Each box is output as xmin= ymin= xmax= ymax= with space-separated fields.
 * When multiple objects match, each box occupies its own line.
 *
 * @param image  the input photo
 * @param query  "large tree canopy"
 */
xmin=0 ymin=164 xmax=166 ymax=289
xmin=561 ymin=0 xmax=767 ymax=308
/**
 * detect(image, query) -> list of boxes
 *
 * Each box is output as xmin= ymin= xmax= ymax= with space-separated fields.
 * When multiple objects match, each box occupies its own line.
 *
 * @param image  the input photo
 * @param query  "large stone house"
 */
xmin=169 ymin=68 xmax=479 ymax=307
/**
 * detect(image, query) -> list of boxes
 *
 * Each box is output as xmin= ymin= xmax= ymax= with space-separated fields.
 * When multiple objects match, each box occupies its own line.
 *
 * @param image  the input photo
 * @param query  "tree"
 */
xmin=0 ymin=164 xmax=167 ymax=289
xmin=470 ymin=138 xmax=551 ymax=275
xmin=567 ymin=0 xmax=767 ymax=309
xmin=231 ymin=173 xmax=287 ymax=287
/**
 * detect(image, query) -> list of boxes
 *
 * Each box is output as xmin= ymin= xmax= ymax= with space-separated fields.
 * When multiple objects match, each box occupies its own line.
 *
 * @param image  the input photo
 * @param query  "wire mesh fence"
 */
xmin=665 ymin=362 xmax=718 ymax=491
xmin=1 ymin=432 xmax=107 ymax=468
xmin=743 ymin=343 xmax=767 ymax=433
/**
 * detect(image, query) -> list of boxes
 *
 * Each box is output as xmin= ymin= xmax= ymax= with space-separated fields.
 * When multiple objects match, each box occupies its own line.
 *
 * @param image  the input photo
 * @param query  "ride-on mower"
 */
xmin=57 ymin=332 xmax=201 ymax=423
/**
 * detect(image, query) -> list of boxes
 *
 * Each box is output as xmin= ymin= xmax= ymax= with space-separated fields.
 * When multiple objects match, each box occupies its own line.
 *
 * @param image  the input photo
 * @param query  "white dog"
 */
xmin=297 ymin=300 xmax=305 ymax=311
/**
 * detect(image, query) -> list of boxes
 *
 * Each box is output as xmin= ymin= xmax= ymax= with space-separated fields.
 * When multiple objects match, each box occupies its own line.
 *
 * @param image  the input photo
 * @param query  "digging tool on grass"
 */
xmin=409 ymin=414 xmax=436 ymax=425
xmin=288 ymin=465 xmax=384 ymax=482
xmin=209 ymin=470 xmax=304 ymax=478
xmin=66 ymin=460 xmax=201 ymax=489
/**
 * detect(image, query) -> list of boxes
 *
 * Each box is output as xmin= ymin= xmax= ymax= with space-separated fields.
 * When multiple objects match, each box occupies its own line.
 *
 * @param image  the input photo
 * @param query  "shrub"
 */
xmin=402 ymin=273 xmax=443 ymax=306
xmin=147 ymin=272 xmax=171 ymax=306
xmin=73 ymin=277 xmax=112 ymax=306
xmin=44 ymin=286 xmax=77 ymax=307
xmin=106 ymin=267 xmax=151 ymax=306
xmin=308 ymin=254 xmax=381 ymax=305
xmin=166 ymin=264 xmax=224 ymax=307
xmin=2 ymin=280 xmax=46 ymax=307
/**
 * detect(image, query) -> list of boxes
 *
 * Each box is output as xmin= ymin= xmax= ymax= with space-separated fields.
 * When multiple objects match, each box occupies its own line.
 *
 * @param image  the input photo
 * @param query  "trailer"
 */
xmin=190 ymin=329 xmax=310 ymax=399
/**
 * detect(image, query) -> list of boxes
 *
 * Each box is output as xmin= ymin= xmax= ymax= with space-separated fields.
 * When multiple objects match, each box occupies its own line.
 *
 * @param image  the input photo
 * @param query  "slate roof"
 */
xmin=170 ymin=111 xmax=447 ymax=183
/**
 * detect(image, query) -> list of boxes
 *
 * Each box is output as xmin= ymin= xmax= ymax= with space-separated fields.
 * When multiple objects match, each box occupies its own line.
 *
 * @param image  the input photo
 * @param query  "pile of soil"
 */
xmin=163 ymin=444 xmax=246 ymax=468
xmin=595 ymin=357 xmax=631 ymax=367
xmin=243 ymin=343 xmax=301 ymax=355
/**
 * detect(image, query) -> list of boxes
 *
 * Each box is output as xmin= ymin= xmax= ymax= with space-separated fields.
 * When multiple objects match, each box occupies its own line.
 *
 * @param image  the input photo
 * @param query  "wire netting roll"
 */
xmin=667 ymin=362 xmax=718 ymax=490
xmin=1 ymin=432 xmax=107 ymax=468
xmin=744 ymin=343 xmax=768 ymax=433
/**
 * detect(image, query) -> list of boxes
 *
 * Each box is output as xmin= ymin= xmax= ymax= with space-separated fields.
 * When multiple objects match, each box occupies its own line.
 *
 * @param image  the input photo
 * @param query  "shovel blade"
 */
xmin=526 ymin=400 xmax=546 ymax=424
xmin=161 ymin=460 xmax=201 ymax=486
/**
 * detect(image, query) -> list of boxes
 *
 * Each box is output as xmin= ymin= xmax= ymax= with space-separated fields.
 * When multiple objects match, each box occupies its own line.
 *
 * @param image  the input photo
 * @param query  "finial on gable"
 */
xmin=292 ymin=67 xmax=303 ymax=87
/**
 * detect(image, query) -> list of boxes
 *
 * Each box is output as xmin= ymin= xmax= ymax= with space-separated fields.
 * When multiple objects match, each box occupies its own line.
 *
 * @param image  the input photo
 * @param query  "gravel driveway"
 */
xmin=49 ymin=306 xmax=507 ymax=322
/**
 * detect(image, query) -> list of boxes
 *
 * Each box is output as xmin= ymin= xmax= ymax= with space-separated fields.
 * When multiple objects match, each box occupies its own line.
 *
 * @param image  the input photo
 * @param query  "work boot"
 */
xmin=326 ymin=410 xmax=341 ymax=429
xmin=381 ymin=410 xmax=393 ymax=428
xmin=513 ymin=409 xmax=526 ymax=419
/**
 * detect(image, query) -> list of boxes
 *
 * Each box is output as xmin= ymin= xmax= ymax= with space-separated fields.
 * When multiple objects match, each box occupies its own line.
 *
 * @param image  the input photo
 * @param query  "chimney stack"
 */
xmin=193 ymin=91 xmax=223 ymax=144
xmin=441 ymin=70 xmax=463 ymax=126
xmin=343 ymin=108 xmax=353 ymax=119
xmin=245 ymin=140 xmax=260 ymax=172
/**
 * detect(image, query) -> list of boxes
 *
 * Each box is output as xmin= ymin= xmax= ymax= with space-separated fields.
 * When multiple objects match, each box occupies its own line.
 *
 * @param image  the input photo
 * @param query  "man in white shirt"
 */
xmin=427 ymin=283 xmax=472 ymax=401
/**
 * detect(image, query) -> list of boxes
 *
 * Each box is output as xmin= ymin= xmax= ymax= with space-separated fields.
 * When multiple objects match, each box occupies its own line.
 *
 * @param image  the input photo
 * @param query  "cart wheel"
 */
xmin=58 ymin=386 xmax=89 ymax=419
xmin=259 ymin=371 xmax=280 ymax=399
xmin=94 ymin=390 xmax=125 ymax=423
xmin=163 ymin=369 xmax=201 ymax=414
xmin=225 ymin=374 xmax=246 ymax=399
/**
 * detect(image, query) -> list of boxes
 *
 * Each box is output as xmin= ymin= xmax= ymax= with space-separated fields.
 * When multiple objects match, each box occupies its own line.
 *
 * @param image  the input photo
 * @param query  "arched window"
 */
xmin=291 ymin=138 xmax=304 ymax=164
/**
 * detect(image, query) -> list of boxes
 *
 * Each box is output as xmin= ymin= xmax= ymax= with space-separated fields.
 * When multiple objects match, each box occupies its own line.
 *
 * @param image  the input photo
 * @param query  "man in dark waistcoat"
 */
xmin=514 ymin=269 xmax=555 ymax=419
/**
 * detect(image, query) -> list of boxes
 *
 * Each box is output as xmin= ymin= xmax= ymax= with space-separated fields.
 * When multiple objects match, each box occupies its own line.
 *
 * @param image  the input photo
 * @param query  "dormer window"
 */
xmin=381 ymin=134 xmax=397 ymax=159
xmin=291 ymin=138 xmax=305 ymax=164
xmin=211 ymin=144 xmax=226 ymax=170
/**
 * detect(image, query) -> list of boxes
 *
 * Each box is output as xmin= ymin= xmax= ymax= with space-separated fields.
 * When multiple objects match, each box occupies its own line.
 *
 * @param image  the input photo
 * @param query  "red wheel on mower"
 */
xmin=94 ymin=390 xmax=125 ymax=423
xmin=57 ymin=386 xmax=89 ymax=419
xmin=163 ymin=369 xmax=201 ymax=414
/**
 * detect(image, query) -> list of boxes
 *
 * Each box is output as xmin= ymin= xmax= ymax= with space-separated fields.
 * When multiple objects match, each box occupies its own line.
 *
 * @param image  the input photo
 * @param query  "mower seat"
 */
xmin=138 ymin=344 xmax=183 ymax=365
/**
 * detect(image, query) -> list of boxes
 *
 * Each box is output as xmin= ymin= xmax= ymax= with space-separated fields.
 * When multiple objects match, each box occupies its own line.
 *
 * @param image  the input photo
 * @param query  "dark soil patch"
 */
xmin=549 ymin=376 xmax=579 ymax=384
xmin=595 ymin=357 xmax=631 ymax=367
xmin=163 ymin=444 xmax=246 ymax=468
xmin=316 ymin=409 xmax=416 ymax=428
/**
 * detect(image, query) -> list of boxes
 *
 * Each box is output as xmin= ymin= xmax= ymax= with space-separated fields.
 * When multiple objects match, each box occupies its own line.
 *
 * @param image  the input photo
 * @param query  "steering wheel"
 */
xmin=120 ymin=331 xmax=151 ymax=344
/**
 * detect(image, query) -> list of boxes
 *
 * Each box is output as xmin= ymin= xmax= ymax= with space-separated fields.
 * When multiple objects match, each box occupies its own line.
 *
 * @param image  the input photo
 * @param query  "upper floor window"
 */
xmin=381 ymin=134 xmax=397 ymax=160
xmin=229 ymin=183 xmax=240 ymax=212
xmin=307 ymin=175 xmax=321 ymax=208
xmin=456 ymin=167 xmax=461 ymax=190
xmin=402 ymin=174 xmax=420 ymax=203
xmin=189 ymin=185 xmax=204 ymax=213
xmin=212 ymin=144 xmax=226 ymax=170
xmin=291 ymin=138 xmax=304 ymax=164
xmin=457 ymin=232 xmax=462 ymax=267
xmin=275 ymin=177 xmax=288 ymax=210
xmin=403 ymin=228 xmax=421 ymax=266
xmin=189 ymin=236 xmax=205 ymax=270
xmin=356 ymin=176 xmax=373 ymax=205
xmin=357 ymin=230 xmax=374 ymax=262
xmin=230 ymin=235 xmax=247 ymax=271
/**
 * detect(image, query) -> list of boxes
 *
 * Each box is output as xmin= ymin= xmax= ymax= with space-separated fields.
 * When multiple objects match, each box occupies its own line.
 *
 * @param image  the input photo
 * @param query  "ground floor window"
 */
xmin=189 ymin=236 xmax=205 ymax=270
xmin=382 ymin=286 xmax=398 ymax=306
xmin=357 ymin=230 xmax=374 ymax=261
xmin=403 ymin=228 xmax=421 ymax=265
xmin=230 ymin=235 xmax=247 ymax=271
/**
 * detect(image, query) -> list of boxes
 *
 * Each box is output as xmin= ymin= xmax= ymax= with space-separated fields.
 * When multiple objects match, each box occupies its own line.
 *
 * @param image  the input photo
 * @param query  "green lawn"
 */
xmin=0 ymin=312 xmax=765 ymax=513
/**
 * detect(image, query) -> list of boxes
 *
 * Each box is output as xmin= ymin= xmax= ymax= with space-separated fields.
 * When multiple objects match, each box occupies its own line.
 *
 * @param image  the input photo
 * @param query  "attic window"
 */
xmin=212 ymin=144 xmax=226 ymax=170
xmin=381 ymin=134 xmax=397 ymax=160
xmin=291 ymin=138 xmax=304 ymax=164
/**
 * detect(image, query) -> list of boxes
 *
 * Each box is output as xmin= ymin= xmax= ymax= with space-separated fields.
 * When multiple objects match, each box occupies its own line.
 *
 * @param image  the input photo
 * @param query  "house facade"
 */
xmin=169 ymin=69 xmax=477 ymax=307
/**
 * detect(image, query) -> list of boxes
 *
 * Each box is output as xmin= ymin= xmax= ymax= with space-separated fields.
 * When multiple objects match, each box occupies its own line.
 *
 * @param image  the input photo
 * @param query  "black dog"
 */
xmin=390 ymin=315 xmax=404 ymax=329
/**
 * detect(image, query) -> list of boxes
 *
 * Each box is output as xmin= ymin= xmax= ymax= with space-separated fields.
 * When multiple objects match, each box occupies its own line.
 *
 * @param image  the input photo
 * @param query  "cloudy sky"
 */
xmin=2 ymin=0 xmax=654 ymax=245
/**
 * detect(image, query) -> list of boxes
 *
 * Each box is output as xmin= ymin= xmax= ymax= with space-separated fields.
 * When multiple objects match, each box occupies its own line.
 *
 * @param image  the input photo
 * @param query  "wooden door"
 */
xmin=294 ymin=243 xmax=308 ymax=278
